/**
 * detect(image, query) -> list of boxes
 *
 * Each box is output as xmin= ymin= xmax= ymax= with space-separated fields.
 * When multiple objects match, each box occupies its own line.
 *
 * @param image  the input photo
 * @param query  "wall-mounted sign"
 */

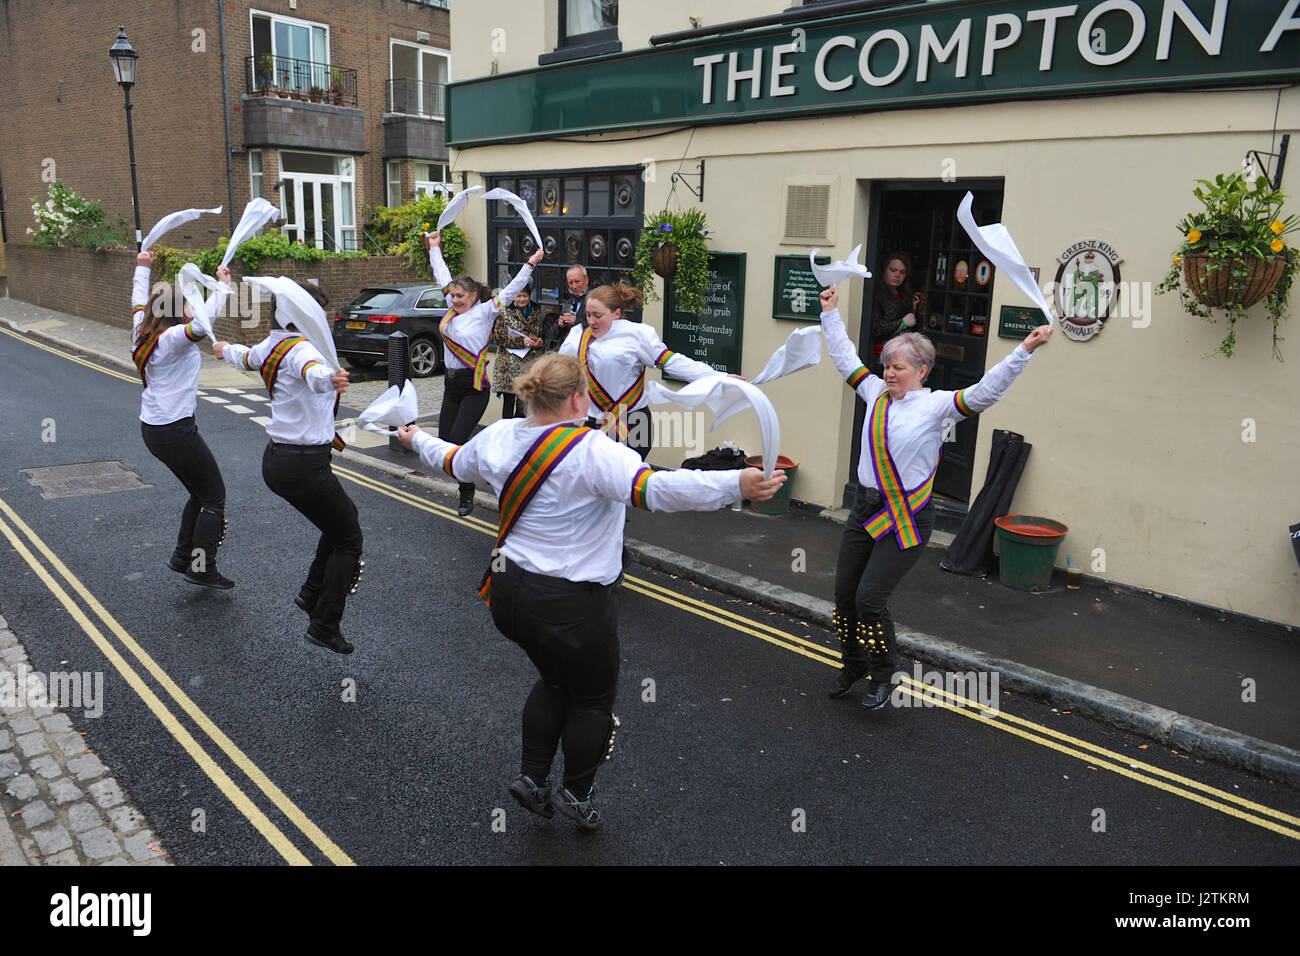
xmin=665 ymin=252 xmax=746 ymax=375
xmin=974 ymin=260 xmax=992 ymax=286
xmin=998 ymin=305 xmax=1050 ymax=339
xmin=1053 ymin=239 xmax=1123 ymax=341
xmin=954 ymin=260 xmax=969 ymax=285
xmin=773 ymin=255 xmax=829 ymax=321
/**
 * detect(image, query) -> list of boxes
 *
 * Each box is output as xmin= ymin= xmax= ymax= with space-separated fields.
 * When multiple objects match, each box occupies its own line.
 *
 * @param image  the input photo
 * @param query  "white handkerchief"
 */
xmin=482 ymin=188 xmax=543 ymax=252
xmin=357 ymin=380 xmax=419 ymax=435
xmin=809 ymin=244 xmax=872 ymax=286
xmin=506 ymin=346 xmax=531 ymax=359
xmin=436 ymin=186 xmax=483 ymax=233
xmin=221 ymin=198 xmax=280 ymax=269
xmin=177 ymin=263 xmax=224 ymax=343
xmin=646 ymin=374 xmax=781 ymax=479
xmin=243 ymin=276 xmax=339 ymax=370
xmin=141 ymin=206 xmax=222 ymax=252
xmin=750 ymin=326 xmax=823 ymax=385
xmin=956 ymin=192 xmax=1054 ymax=324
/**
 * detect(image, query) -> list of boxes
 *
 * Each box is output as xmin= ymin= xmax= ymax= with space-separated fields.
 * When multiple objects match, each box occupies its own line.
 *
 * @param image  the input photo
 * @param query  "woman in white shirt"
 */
xmin=819 ymin=285 xmax=1052 ymax=709
xmin=558 ymin=283 xmax=717 ymax=459
xmin=398 ymin=354 xmax=785 ymax=831
xmin=424 ymin=231 xmax=545 ymax=515
xmin=214 ymin=283 xmax=357 ymax=654
xmin=132 ymin=250 xmax=234 ymax=589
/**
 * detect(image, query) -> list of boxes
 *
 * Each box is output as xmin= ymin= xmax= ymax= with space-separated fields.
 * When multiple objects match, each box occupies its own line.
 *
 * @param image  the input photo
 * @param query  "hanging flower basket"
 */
xmin=651 ymin=243 xmax=680 ymax=279
xmin=1181 ymin=255 xmax=1286 ymax=310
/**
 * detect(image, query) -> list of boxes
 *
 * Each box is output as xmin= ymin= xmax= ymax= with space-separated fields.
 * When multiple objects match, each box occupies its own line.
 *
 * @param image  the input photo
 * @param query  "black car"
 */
xmin=332 ymin=284 xmax=447 ymax=377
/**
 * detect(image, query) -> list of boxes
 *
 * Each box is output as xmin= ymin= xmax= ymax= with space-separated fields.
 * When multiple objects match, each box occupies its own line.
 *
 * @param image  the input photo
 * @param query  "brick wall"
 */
xmin=5 ymin=242 xmax=419 ymax=346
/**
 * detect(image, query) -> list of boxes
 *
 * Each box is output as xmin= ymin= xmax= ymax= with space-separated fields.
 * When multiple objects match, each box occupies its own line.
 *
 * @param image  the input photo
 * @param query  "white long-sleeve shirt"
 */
xmin=428 ymin=247 xmax=534 ymax=375
xmin=558 ymin=319 xmax=717 ymax=421
xmin=821 ymin=308 xmax=1032 ymax=491
xmin=221 ymin=330 xmax=339 ymax=445
xmin=413 ymin=421 xmax=741 ymax=585
xmin=131 ymin=265 xmax=230 ymax=426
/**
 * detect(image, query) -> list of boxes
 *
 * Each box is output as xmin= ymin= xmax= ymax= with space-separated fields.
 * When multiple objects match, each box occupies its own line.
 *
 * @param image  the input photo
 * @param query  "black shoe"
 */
xmin=305 ymin=626 xmax=354 ymax=655
xmin=168 ymin=549 xmax=191 ymax=573
xmin=457 ymin=488 xmax=475 ymax=517
xmin=829 ymin=667 xmax=867 ymax=699
xmin=294 ymin=592 xmax=316 ymax=614
xmin=553 ymin=786 xmax=602 ymax=832
xmin=508 ymin=774 xmax=554 ymax=820
xmin=862 ymin=677 xmax=892 ymax=711
xmin=183 ymin=569 xmax=234 ymax=590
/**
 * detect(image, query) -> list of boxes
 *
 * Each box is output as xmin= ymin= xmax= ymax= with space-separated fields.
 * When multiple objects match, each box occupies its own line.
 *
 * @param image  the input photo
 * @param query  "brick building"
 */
xmin=0 ymin=0 xmax=451 ymax=254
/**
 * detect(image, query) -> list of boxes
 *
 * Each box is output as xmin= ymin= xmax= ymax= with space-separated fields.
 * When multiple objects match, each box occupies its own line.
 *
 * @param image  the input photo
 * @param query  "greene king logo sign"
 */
xmin=1053 ymin=238 xmax=1123 ymax=341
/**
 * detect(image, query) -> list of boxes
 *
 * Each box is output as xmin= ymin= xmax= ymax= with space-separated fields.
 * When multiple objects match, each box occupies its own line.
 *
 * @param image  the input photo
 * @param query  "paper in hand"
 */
xmin=956 ymin=192 xmax=1054 ymax=324
xmin=141 ymin=206 xmax=222 ymax=253
xmin=809 ymin=244 xmax=872 ymax=286
xmin=221 ymin=198 xmax=280 ymax=269
xmin=435 ymin=186 xmax=483 ymax=233
xmin=482 ymin=188 xmax=543 ymax=253
xmin=357 ymin=380 xmax=419 ymax=436
xmin=646 ymin=375 xmax=781 ymax=479
xmin=750 ymin=326 xmax=823 ymax=385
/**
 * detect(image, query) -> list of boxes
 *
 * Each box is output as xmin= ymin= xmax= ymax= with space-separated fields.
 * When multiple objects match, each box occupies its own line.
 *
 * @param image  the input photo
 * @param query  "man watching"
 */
xmin=544 ymin=265 xmax=590 ymax=350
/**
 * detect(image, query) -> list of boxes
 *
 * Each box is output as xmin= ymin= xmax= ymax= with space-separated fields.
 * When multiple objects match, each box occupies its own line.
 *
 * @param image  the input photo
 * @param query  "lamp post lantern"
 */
xmin=109 ymin=25 xmax=143 ymax=250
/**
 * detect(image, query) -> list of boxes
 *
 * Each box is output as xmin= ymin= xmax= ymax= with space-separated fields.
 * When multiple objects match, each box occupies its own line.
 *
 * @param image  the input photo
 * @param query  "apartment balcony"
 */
xmin=243 ymin=55 xmax=364 ymax=153
xmin=382 ymin=78 xmax=447 ymax=162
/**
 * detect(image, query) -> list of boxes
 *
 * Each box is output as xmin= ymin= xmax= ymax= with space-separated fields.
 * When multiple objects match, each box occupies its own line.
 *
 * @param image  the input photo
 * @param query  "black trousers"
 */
xmin=497 ymin=392 xmax=526 ymax=420
xmin=488 ymin=558 xmax=618 ymax=794
xmin=587 ymin=407 xmax=653 ymax=460
xmin=833 ymin=486 xmax=933 ymax=674
xmin=261 ymin=442 xmax=363 ymax=637
xmin=441 ymin=368 xmax=491 ymax=496
xmin=141 ymin=417 xmax=226 ymax=570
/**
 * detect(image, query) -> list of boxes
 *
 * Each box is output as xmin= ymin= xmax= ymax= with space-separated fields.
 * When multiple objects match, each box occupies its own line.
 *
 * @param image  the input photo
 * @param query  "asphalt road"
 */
xmin=2 ymin=325 xmax=1299 ymax=868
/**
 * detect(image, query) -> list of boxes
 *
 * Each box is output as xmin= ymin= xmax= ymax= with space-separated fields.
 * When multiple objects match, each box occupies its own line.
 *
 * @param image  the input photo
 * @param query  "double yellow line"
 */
xmin=0 ymin=325 xmax=139 ymax=384
xmin=0 ymin=497 xmax=354 ymax=865
xmin=334 ymin=463 xmax=1300 ymax=842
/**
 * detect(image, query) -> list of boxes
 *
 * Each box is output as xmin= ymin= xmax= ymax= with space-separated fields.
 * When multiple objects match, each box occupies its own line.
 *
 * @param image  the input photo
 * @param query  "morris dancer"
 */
xmin=398 ymin=355 xmax=784 ymax=830
xmin=132 ymin=251 xmax=234 ymax=589
xmin=819 ymin=284 xmax=1052 ymax=708
xmin=424 ymin=231 xmax=544 ymax=515
xmin=558 ymin=283 xmax=716 ymax=458
xmin=213 ymin=282 xmax=361 ymax=654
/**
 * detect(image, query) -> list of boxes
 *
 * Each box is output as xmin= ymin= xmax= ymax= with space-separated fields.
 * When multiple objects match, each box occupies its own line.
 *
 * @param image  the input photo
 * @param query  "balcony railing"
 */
xmin=246 ymin=55 xmax=357 ymax=107
xmin=385 ymin=78 xmax=446 ymax=118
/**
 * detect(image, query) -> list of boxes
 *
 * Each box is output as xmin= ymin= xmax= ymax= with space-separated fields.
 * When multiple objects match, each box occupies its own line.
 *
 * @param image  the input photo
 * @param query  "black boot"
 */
xmin=829 ymin=607 xmax=868 ymax=698
xmin=458 ymin=482 xmax=476 ymax=517
xmin=307 ymin=552 xmax=363 ymax=652
xmin=169 ymin=499 xmax=201 ymax=571
xmin=183 ymin=509 xmax=233 ymax=590
xmin=861 ymin=613 xmax=897 ymax=711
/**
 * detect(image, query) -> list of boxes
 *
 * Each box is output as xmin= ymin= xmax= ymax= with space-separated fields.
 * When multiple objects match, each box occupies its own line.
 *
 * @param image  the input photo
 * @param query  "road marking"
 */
xmin=0 ymin=495 xmax=357 ymax=866
xmin=0 ymin=325 xmax=138 ymax=384
xmin=0 ymin=506 xmax=312 ymax=865
xmin=333 ymin=462 xmax=1300 ymax=842
xmin=225 ymin=405 xmax=254 ymax=414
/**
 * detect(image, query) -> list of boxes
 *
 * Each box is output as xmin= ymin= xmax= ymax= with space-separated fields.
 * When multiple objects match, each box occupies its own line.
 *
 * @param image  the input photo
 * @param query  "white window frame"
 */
xmin=415 ymin=162 xmax=453 ymax=199
xmin=388 ymin=39 xmax=451 ymax=119
xmin=387 ymin=160 xmax=403 ymax=208
xmin=249 ymin=149 xmax=263 ymax=201
xmin=251 ymin=9 xmax=331 ymax=93
xmin=278 ymin=151 xmax=356 ymax=252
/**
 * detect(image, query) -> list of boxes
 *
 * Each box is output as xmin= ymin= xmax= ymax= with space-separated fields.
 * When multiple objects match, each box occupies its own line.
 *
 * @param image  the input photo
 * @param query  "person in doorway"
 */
xmin=871 ymin=251 xmax=922 ymax=370
xmin=819 ymin=284 xmax=1052 ymax=709
xmin=397 ymin=354 xmax=785 ymax=830
xmin=491 ymin=286 xmax=544 ymax=419
xmin=424 ymin=230 xmax=545 ymax=514
xmin=542 ymin=265 xmax=590 ymax=351
xmin=131 ymin=250 xmax=235 ymax=590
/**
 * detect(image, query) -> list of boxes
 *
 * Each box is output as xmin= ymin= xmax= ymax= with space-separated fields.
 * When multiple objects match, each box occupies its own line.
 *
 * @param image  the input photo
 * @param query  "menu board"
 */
xmin=664 ymin=252 xmax=746 ymax=376
xmin=772 ymin=254 xmax=829 ymax=321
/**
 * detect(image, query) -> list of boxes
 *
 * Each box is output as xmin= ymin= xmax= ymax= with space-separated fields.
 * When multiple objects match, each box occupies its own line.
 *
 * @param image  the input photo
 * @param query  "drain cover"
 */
xmin=20 ymin=461 xmax=152 ymax=499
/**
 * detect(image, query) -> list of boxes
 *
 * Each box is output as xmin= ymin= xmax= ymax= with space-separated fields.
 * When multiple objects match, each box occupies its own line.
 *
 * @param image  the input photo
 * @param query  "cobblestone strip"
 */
xmin=0 ymin=613 xmax=172 ymax=866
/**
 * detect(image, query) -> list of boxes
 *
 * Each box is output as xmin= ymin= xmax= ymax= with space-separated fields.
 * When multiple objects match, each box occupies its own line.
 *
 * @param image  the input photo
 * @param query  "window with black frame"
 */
xmin=486 ymin=166 xmax=643 ymax=315
xmin=541 ymin=0 xmax=620 ymax=62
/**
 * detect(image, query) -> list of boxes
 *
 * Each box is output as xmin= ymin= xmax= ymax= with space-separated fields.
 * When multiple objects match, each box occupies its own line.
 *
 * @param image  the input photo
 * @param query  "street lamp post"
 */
xmin=109 ymin=25 xmax=143 ymax=250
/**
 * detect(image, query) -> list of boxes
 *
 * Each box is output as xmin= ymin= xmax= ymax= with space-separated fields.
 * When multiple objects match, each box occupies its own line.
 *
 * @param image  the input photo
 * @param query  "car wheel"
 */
xmin=409 ymin=337 xmax=441 ymax=378
xmin=346 ymin=356 xmax=378 ymax=368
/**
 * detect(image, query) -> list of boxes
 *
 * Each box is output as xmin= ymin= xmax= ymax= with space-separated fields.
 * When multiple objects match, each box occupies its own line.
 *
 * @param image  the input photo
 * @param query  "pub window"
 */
xmin=541 ymin=0 xmax=620 ymax=64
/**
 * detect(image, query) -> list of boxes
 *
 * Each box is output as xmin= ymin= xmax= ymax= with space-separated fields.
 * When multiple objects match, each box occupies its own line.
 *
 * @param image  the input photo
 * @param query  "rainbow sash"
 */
xmin=862 ymin=393 xmax=936 ymax=550
xmin=579 ymin=328 xmax=646 ymax=443
xmin=439 ymin=308 xmax=490 ymax=391
xmin=131 ymin=330 xmax=163 ymax=387
xmin=260 ymin=336 xmax=346 ymax=451
xmin=477 ymin=425 xmax=591 ymax=606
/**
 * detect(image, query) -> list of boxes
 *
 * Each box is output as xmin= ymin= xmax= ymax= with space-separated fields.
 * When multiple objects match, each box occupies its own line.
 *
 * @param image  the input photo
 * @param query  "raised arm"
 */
xmin=424 ymin=232 xmax=454 ymax=289
xmin=949 ymin=323 xmax=1050 ymax=417
xmin=132 ymin=251 xmax=154 ymax=332
xmin=819 ymin=286 xmax=880 ymax=403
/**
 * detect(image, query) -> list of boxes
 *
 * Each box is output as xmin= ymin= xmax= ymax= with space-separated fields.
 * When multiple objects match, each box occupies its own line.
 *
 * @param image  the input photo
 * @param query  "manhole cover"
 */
xmin=20 ymin=461 xmax=153 ymax=499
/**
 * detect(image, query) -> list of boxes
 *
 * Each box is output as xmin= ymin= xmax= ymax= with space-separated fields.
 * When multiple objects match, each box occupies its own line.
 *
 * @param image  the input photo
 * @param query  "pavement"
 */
xmin=2 ymin=289 xmax=1298 ymax=865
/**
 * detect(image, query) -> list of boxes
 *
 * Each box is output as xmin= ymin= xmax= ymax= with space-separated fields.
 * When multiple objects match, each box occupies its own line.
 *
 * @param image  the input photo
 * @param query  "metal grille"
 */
xmin=21 ymin=462 xmax=152 ymax=500
xmin=784 ymin=184 xmax=831 ymax=241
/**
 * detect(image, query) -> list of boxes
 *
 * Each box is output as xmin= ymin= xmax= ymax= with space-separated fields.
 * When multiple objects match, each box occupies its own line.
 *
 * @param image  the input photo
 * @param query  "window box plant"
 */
xmin=308 ymin=85 xmax=325 ymax=103
xmin=1157 ymin=170 xmax=1296 ymax=360
xmin=329 ymin=68 xmax=345 ymax=105
xmin=255 ymin=54 xmax=276 ymax=96
xmin=632 ymin=207 xmax=711 ymax=315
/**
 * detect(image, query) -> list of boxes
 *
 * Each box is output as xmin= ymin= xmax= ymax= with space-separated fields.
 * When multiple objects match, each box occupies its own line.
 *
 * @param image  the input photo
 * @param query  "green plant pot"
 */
xmin=994 ymin=515 xmax=1068 ymax=592
xmin=743 ymin=455 xmax=798 ymax=515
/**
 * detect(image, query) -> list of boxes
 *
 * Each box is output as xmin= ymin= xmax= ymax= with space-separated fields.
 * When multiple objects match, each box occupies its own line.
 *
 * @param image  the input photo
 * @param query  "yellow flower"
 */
xmin=1272 ymin=237 xmax=1285 ymax=253
xmin=423 ymin=222 xmax=431 ymax=231
xmin=1186 ymin=229 xmax=1202 ymax=244
xmin=1172 ymin=255 xmax=1182 ymax=264
xmin=1271 ymin=220 xmax=1285 ymax=235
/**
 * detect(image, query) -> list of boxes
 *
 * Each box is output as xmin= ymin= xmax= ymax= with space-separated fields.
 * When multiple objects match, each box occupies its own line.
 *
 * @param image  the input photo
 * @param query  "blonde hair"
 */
xmin=587 ymin=282 xmax=644 ymax=315
xmin=514 ymin=354 xmax=587 ymax=415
